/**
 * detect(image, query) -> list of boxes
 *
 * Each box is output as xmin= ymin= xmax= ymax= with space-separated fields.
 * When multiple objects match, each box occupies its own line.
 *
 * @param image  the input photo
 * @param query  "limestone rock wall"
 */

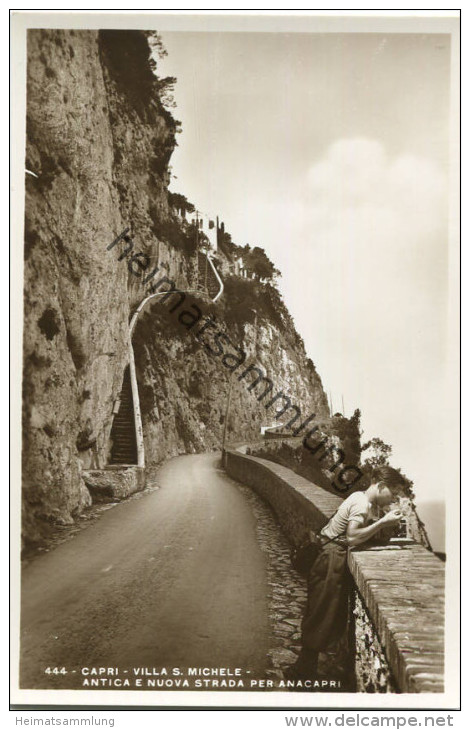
xmin=133 ymin=298 xmax=329 ymax=467
xmin=22 ymin=29 xmax=185 ymax=545
xmin=24 ymin=30 xmax=130 ymax=543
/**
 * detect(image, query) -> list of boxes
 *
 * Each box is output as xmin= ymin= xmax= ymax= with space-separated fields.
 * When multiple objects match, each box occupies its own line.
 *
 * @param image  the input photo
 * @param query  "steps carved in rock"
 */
xmin=109 ymin=365 xmax=138 ymax=465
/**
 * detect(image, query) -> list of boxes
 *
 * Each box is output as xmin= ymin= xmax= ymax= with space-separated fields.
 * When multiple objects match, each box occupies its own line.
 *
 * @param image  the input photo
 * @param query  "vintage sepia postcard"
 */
xmin=10 ymin=11 xmax=460 ymax=710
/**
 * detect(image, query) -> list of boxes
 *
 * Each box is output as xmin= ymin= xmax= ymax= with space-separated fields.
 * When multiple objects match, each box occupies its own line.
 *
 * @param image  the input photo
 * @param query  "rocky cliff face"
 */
xmin=133 ymin=286 xmax=329 ymax=465
xmin=24 ymin=30 xmax=129 ymax=542
xmin=22 ymin=29 xmax=330 ymax=547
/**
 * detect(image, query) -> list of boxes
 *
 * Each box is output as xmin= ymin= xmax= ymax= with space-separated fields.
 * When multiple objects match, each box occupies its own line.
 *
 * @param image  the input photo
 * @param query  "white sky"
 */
xmin=158 ymin=30 xmax=455 ymax=549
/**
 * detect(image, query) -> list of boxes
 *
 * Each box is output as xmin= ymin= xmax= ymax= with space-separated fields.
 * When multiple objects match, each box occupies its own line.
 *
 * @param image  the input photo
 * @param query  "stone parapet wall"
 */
xmin=224 ymin=447 xmax=445 ymax=693
xmin=225 ymin=448 xmax=342 ymax=546
xmin=246 ymin=437 xmax=304 ymax=452
xmin=348 ymin=545 xmax=445 ymax=693
xmin=352 ymin=589 xmax=396 ymax=693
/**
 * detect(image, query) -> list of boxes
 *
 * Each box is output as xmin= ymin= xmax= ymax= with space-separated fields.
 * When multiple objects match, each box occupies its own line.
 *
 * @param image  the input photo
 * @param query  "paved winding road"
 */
xmin=19 ymin=453 xmax=271 ymax=689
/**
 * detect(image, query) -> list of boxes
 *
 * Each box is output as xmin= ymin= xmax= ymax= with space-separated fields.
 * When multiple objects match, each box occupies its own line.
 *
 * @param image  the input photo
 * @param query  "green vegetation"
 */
xmin=100 ymin=31 xmax=307 ymax=361
xmin=221 ymin=276 xmax=287 ymax=332
xmin=248 ymin=441 xmax=341 ymax=496
xmin=360 ymin=437 xmax=414 ymax=498
xmin=98 ymin=29 xmax=181 ymax=131
xmin=361 ymin=437 xmax=393 ymax=468
xmin=168 ymin=192 xmax=195 ymax=217
xmin=317 ymin=408 xmax=363 ymax=468
xmin=217 ymin=224 xmax=280 ymax=284
xmin=148 ymin=203 xmax=201 ymax=256
xmin=239 ymin=244 xmax=281 ymax=282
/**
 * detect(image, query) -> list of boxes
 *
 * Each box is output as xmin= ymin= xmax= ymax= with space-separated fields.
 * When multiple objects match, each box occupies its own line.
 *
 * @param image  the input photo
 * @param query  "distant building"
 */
xmin=235 ymin=256 xmax=246 ymax=277
xmin=190 ymin=212 xmax=218 ymax=251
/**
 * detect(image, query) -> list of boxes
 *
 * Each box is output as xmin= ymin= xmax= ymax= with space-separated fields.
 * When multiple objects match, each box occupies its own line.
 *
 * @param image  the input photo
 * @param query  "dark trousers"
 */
xmin=301 ymin=541 xmax=349 ymax=652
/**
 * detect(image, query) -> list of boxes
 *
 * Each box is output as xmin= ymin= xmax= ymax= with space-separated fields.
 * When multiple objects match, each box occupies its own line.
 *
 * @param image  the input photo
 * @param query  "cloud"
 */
xmin=295 ymin=138 xmax=447 ymax=348
xmin=273 ymin=138 xmax=449 ymax=505
xmin=305 ymin=137 xmax=446 ymax=251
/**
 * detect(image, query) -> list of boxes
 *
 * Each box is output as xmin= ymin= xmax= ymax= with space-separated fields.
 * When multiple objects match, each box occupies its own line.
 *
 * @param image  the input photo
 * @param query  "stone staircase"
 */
xmin=197 ymin=250 xmax=221 ymax=300
xmin=109 ymin=365 xmax=138 ymax=465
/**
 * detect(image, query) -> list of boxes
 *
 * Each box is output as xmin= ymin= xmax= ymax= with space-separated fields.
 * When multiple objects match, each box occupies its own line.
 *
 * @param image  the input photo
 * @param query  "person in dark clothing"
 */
xmin=285 ymin=466 xmax=405 ymax=680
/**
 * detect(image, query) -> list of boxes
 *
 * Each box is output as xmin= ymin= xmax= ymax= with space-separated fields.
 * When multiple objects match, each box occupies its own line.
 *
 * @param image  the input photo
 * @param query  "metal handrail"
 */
xmin=205 ymin=251 xmax=224 ymax=302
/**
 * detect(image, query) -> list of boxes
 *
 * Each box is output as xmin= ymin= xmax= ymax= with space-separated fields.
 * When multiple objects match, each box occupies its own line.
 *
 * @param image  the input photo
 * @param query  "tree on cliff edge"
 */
xmin=241 ymin=245 xmax=281 ymax=282
xmin=361 ymin=436 xmax=393 ymax=468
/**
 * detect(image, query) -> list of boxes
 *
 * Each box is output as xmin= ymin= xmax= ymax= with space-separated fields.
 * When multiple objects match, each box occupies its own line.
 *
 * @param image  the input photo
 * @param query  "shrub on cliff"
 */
xmin=317 ymin=408 xmax=363 ymax=467
xmin=219 ymin=277 xmax=306 ymax=358
xmin=361 ymin=437 xmax=393 ymax=467
xmin=148 ymin=203 xmax=200 ymax=256
xmin=240 ymin=244 xmax=281 ymax=282
xmin=249 ymin=442 xmax=337 ymax=495
xmin=168 ymin=192 xmax=195 ymax=217
xmin=360 ymin=437 xmax=414 ymax=499
xmin=98 ymin=29 xmax=180 ymax=131
xmin=99 ymin=30 xmax=156 ymax=115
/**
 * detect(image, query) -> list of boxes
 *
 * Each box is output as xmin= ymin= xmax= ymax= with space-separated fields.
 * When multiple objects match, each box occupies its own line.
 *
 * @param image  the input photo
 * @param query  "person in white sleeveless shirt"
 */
xmin=285 ymin=466 xmax=405 ymax=683
xmin=320 ymin=490 xmax=381 ymax=543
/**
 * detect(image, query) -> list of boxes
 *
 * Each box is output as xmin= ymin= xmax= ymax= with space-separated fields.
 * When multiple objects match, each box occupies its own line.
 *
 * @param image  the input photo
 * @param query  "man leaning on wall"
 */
xmin=285 ymin=465 xmax=405 ymax=683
